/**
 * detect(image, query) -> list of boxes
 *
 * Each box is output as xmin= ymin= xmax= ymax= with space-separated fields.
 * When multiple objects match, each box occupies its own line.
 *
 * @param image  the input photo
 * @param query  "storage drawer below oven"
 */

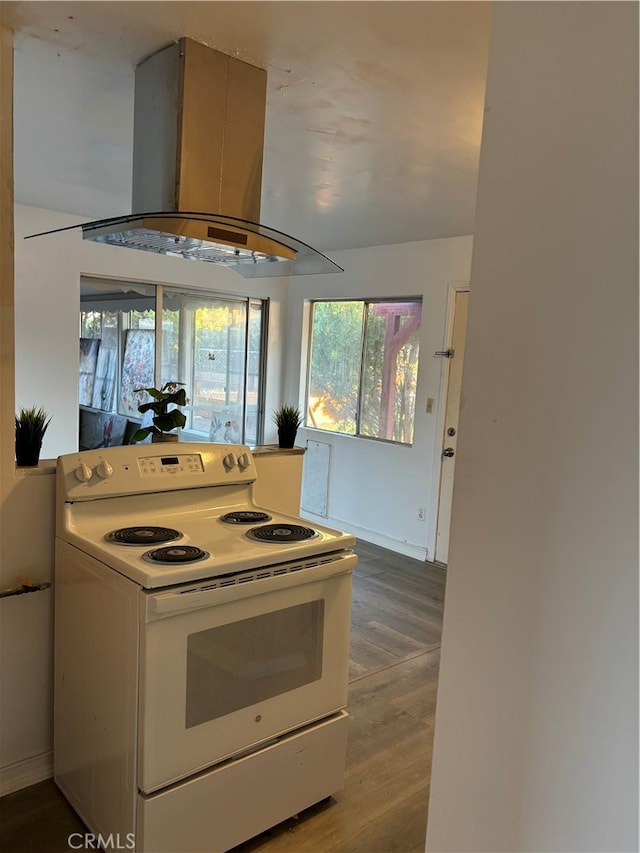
xmin=136 ymin=710 xmax=348 ymax=853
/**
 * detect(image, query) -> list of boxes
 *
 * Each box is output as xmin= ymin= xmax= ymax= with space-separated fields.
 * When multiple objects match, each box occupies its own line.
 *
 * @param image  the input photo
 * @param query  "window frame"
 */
xmin=79 ymin=277 xmax=268 ymax=447
xmin=304 ymin=296 xmax=422 ymax=447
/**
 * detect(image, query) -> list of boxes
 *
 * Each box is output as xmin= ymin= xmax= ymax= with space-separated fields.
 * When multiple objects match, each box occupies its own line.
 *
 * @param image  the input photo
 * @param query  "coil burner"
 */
xmin=220 ymin=511 xmax=272 ymax=525
xmin=247 ymin=524 xmax=317 ymax=543
xmin=108 ymin=526 xmax=181 ymax=545
xmin=144 ymin=546 xmax=209 ymax=564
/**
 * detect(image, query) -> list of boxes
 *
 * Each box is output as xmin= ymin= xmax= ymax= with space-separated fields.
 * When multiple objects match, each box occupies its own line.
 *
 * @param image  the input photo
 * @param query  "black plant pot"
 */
xmin=277 ymin=429 xmax=297 ymax=449
xmin=15 ymin=437 xmax=42 ymax=467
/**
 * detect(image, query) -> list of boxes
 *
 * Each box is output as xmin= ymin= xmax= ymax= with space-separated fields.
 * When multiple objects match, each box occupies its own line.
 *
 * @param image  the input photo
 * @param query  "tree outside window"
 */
xmin=306 ymin=299 xmax=422 ymax=445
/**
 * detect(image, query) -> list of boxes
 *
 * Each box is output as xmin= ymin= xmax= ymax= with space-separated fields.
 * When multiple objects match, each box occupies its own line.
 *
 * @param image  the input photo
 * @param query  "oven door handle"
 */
xmin=142 ymin=553 xmax=357 ymax=621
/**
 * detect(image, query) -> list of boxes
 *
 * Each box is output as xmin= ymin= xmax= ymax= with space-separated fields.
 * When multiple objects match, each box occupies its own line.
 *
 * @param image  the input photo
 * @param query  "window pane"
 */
xmin=90 ymin=313 xmax=118 ymax=410
xmin=161 ymin=300 xmax=180 ymax=385
xmin=305 ymin=298 xmax=422 ymax=446
xmin=79 ymin=279 xmax=156 ymax=418
xmin=360 ymin=302 xmax=421 ymax=443
xmin=80 ymin=278 xmax=267 ymax=449
xmin=307 ymin=302 xmax=363 ymax=435
xmin=80 ymin=310 xmax=103 ymax=339
xmin=244 ymin=302 xmax=264 ymax=447
xmin=120 ymin=328 xmax=156 ymax=417
xmin=162 ymin=295 xmax=248 ymax=443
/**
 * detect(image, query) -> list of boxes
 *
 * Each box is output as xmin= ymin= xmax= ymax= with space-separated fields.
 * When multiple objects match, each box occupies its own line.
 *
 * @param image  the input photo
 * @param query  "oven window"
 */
xmin=185 ymin=601 xmax=324 ymax=728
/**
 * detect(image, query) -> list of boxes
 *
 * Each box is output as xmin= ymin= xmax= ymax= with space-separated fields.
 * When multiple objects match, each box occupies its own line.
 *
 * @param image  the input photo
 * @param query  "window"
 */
xmin=80 ymin=278 xmax=267 ymax=447
xmin=161 ymin=291 xmax=264 ymax=446
xmin=306 ymin=299 xmax=422 ymax=445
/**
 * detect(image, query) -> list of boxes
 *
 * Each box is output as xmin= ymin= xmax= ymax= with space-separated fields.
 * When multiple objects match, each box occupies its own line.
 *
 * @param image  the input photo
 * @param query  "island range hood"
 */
xmin=27 ymin=38 xmax=343 ymax=278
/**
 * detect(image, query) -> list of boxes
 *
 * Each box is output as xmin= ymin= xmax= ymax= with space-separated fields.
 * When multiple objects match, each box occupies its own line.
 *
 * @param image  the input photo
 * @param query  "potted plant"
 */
xmin=273 ymin=404 xmax=303 ymax=449
xmin=15 ymin=405 xmax=52 ymax=466
xmin=129 ymin=382 xmax=187 ymax=443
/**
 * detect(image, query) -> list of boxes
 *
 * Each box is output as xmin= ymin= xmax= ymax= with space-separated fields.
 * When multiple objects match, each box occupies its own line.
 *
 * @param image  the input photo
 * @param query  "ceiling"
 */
xmin=1 ymin=1 xmax=492 ymax=254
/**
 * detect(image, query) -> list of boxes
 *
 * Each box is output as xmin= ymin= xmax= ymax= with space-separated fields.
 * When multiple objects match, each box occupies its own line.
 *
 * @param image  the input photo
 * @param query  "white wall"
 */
xmin=286 ymin=237 xmax=473 ymax=559
xmin=14 ymin=204 xmax=289 ymax=459
xmin=12 ymin=33 xmax=133 ymax=220
xmin=426 ymin=3 xmax=638 ymax=851
xmin=0 ymin=27 xmax=55 ymax=797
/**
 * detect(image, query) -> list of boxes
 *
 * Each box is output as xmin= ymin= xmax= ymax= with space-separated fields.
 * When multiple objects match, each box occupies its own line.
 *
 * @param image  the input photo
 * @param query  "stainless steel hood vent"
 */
xmin=26 ymin=38 xmax=343 ymax=278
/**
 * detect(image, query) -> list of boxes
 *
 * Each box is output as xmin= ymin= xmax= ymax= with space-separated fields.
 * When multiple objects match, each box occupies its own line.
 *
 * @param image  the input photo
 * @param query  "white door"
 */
xmin=435 ymin=289 xmax=469 ymax=565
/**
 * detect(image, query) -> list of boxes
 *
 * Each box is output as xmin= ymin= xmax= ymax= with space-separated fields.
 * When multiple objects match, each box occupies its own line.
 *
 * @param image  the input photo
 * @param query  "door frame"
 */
xmin=426 ymin=282 xmax=469 ymax=563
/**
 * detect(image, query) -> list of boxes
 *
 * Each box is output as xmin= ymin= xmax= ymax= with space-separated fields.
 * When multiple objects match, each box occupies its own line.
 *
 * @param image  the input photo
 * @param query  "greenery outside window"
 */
xmin=306 ymin=299 xmax=422 ymax=445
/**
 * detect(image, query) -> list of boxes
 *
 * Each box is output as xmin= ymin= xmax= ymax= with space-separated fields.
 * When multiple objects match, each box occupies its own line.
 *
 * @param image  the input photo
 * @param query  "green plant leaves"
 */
xmin=15 ymin=406 xmax=52 ymax=442
xmin=130 ymin=381 xmax=187 ymax=443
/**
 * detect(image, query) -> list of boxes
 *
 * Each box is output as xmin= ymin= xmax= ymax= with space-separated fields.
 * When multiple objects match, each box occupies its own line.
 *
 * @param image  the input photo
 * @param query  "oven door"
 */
xmin=138 ymin=551 xmax=355 ymax=793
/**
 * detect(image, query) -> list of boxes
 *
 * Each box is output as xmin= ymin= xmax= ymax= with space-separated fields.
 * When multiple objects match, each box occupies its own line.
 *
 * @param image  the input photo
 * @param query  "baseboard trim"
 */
xmin=0 ymin=750 xmax=53 ymax=797
xmin=300 ymin=511 xmax=428 ymax=561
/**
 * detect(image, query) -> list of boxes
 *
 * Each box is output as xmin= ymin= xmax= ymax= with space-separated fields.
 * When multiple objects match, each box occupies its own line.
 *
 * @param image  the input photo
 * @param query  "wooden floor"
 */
xmin=0 ymin=541 xmax=445 ymax=853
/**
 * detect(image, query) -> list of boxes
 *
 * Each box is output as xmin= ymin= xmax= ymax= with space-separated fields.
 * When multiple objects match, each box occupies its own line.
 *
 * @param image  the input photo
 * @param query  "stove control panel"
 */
xmin=57 ymin=443 xmax=259 ymax=502
xmin=138 ymin=453 xmax=204 ymax=476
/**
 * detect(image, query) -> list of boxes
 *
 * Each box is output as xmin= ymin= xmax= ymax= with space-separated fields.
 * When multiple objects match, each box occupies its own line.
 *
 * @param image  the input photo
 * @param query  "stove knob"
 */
xmin=237 ymin=452 xmax=250 ymax=470
xmin=95 ymin=460 xmax=113 ymax=480
xmin=223 ymin=453 xmax=236 ymax=471
xmin=74 ymin=462 xmax=93 ymax=483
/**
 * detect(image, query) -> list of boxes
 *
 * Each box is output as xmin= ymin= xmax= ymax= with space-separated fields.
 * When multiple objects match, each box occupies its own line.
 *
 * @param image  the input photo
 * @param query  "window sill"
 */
xmin=252 ymin=445 xmax=306 ymax=456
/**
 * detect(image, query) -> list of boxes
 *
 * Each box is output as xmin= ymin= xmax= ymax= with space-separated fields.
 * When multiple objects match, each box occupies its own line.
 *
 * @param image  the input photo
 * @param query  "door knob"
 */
xmin=442 ymin=447 xmax=455 ymax=458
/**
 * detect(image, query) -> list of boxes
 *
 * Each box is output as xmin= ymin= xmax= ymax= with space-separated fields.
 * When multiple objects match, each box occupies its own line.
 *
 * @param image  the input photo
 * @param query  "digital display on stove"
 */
xmin=138 ymin=454 xmax=204 ymax=476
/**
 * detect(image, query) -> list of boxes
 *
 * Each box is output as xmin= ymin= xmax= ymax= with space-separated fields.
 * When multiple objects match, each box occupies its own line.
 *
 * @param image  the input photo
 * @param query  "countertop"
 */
xmin=251 ymin=445 xmax=306 ymax=456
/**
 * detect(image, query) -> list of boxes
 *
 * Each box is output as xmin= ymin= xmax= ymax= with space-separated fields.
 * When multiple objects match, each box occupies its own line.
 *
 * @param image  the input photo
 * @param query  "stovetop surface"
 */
xmin=56 ymin=443 xmax=355 ymax=588
xmin=61 ymin=500 xmax=354 ymax=587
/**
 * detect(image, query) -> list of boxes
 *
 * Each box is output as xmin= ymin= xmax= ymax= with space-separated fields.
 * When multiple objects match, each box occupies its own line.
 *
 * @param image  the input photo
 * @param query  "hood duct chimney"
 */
xmin=132 ymin=38 xmax=267 ymax=225
xmin=26 ymin=38 xmax=343 ymax=278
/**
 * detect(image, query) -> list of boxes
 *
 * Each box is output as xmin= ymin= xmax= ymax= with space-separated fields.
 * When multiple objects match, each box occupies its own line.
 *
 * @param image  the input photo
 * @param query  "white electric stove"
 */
xmin=54 ymin=443 xmax=356 ymax=852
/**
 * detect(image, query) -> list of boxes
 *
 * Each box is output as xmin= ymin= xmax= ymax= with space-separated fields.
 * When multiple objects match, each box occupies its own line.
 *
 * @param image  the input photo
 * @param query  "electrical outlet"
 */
xmin=417 ymin=506 xmax=426 ymax=521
